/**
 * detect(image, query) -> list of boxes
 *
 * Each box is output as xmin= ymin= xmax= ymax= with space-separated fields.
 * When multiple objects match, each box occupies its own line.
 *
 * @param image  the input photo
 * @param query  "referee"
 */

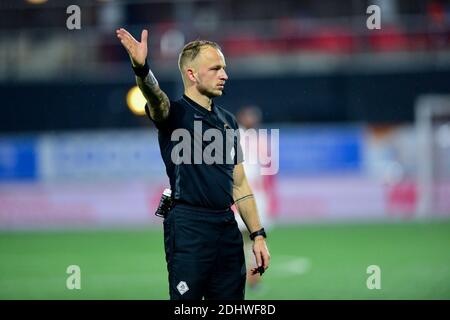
xmin=116 ymin=28 xmax=270 ymax=300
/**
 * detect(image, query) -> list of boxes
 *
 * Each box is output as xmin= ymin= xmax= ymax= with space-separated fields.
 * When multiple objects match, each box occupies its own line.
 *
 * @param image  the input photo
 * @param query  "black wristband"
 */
xmin=249 ymin=228 xmax=267 ymax=241
xmin=132 ymin=59 xmax=149 ymax=78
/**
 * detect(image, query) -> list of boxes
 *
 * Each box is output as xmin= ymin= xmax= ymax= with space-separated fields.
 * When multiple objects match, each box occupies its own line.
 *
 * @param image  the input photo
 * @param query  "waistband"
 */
xmin=173 ymin=200 xmax=232 ymax=215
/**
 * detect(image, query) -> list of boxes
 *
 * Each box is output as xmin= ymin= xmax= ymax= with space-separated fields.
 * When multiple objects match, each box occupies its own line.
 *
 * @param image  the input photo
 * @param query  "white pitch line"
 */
xmin=270 ymin=255 xmax=312 ymax=277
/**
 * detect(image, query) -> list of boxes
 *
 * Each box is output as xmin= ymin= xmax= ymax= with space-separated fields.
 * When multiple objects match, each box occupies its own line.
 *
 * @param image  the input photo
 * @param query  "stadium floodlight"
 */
xmin=26 ymin=0 xmax=48 ymax=4
xmin=126 ymin=85 xmax=146 ymax=116
xmin=415 ymin=95 xmax=450 ymax=218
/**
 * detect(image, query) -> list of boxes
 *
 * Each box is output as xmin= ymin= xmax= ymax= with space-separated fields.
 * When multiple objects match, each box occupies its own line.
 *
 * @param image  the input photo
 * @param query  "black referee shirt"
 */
xmin=145 ymin=94 xmax=243 ymax=210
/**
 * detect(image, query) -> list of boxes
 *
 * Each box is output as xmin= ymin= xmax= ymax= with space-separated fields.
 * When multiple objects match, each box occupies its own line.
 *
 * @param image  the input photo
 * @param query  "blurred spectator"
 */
xmin=427 ymin=0 xmax=448 ymax=49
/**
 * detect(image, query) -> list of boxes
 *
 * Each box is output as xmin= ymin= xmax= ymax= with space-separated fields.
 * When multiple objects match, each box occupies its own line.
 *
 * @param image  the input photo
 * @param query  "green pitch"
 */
xmin=1 ymin=220 xmax=449 ymax=300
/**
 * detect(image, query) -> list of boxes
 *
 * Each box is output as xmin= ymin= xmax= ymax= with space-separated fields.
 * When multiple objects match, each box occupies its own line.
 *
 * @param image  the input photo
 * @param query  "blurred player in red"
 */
xmin=234 ymin=105 xmax=276 ymax=291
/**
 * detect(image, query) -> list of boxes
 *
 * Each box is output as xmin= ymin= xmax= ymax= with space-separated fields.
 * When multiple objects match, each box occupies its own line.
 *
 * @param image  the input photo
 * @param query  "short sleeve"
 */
xmin=144 ymin=102 xmax=175 ymax=132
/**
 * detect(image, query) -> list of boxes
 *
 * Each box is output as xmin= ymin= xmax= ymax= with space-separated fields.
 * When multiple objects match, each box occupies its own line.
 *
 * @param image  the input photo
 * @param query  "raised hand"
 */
xmin=116 ymin=28 xmax=148 ymax=68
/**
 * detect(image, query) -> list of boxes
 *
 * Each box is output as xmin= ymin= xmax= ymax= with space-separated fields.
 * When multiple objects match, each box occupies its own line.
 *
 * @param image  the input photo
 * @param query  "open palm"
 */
xmin=116 ymin=28 xmax=148 ymax=67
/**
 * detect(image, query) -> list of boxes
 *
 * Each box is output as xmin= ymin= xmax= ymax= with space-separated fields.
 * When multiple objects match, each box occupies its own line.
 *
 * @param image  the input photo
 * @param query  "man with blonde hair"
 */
xmin=116 ymin=28 xmax=270 ymax=300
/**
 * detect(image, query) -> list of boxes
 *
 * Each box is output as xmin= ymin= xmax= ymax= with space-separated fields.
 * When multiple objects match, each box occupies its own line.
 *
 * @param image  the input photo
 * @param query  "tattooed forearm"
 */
xmin=136 ymin=71 xmax=170 ymax=121
xmin=142 ymin=69 xmax=159 ymax=87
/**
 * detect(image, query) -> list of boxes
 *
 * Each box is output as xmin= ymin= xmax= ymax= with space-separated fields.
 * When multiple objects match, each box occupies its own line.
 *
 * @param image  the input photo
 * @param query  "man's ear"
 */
xmin=187 ymin=68 xmax=198 ymax=83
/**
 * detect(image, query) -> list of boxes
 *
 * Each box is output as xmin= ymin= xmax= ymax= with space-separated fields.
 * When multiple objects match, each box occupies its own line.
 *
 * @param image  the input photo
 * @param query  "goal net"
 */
xmin=416 ymin=95 xmax=450 ymax=218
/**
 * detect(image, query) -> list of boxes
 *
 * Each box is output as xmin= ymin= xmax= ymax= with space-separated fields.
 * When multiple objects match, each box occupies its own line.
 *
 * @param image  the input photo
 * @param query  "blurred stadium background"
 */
xmin=1 ymin=0 xmax=450 ymax=299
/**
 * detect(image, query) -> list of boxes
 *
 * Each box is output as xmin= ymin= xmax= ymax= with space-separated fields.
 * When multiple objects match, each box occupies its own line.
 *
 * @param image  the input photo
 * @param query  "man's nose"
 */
xmin=220 ymin=70 xmax=228 ymax=80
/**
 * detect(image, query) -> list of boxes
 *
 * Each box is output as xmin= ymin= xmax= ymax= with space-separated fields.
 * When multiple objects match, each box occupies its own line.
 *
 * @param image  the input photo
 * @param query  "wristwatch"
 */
xmin=249 ymin=228 xmax=267 ymax=241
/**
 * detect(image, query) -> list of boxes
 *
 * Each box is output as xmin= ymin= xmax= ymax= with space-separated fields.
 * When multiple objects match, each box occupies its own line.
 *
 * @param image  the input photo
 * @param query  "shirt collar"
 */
xmin=182 ymin=94 xmax=215 ymax=115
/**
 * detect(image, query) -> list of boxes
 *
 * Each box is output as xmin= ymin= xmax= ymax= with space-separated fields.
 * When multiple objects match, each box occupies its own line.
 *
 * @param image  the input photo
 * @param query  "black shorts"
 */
xmin=163 ymin=203 xmax=246 ymax=300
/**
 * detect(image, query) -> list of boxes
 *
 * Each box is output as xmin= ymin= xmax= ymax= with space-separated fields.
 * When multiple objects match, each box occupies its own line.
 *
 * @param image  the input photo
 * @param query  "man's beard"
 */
xmin=198 ymin=85 xmax=222 ymax=98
